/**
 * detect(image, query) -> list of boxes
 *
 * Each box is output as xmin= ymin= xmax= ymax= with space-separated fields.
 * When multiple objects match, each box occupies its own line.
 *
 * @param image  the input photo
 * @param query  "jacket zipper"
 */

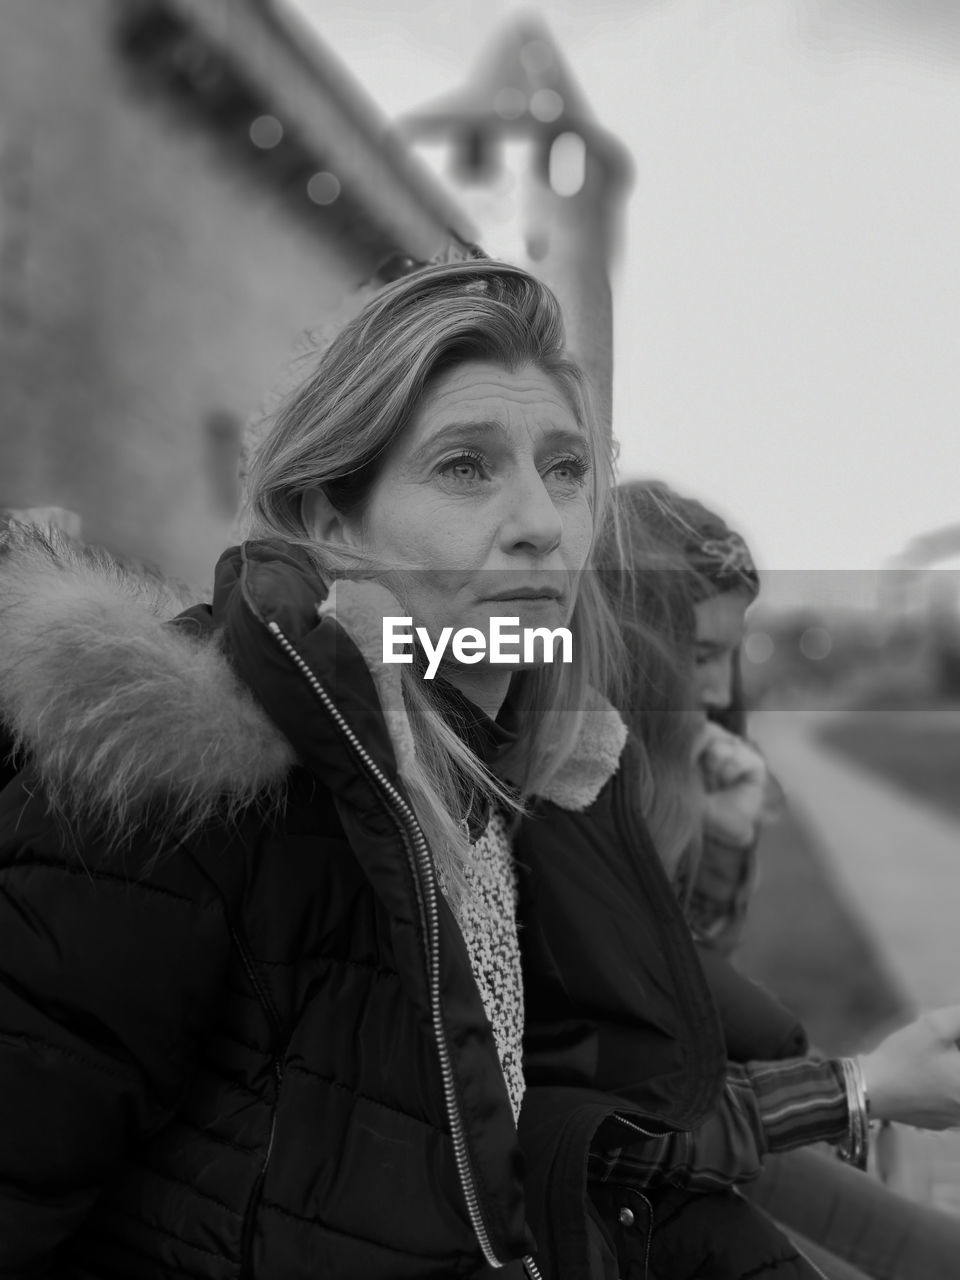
xmin=613 ymin=1114 xmax=672 ymax=1140
xmin=593 ymin=1115 xmax=675 ymax=1183
xmin=267 ymin=620 xmax=538 ymax=1274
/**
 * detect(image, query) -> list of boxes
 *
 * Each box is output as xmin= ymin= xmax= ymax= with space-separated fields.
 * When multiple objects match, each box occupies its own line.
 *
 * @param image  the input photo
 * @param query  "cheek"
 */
xmin=369 ymin=512 xmax=498 ymax=588
xmin=362 ymin=495 xmax=449 ymax=562
xmin=355 ymin=493 xmax=403 ymax=557
xmin=562 ymin=499 xmax=595 ymax=569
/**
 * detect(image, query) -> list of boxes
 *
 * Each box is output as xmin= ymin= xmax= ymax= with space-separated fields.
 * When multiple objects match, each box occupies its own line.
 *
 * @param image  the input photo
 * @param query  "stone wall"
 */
xmin=0 ymin=0 xmax=384 ymax=585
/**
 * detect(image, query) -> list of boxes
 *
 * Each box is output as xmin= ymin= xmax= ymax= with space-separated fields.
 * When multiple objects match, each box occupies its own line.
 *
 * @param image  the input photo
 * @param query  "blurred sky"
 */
xmin=289 ymin=0 xmax=960 ymax=573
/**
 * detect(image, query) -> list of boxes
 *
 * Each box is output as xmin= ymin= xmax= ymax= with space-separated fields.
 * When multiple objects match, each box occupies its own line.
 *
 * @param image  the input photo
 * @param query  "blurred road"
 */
xmin=751 ymin=709 xmax=960 ymax=1212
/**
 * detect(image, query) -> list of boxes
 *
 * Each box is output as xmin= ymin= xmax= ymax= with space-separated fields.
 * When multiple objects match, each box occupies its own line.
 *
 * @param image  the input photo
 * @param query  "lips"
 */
xmin=485 ymin=588 xmax=563 ymax=602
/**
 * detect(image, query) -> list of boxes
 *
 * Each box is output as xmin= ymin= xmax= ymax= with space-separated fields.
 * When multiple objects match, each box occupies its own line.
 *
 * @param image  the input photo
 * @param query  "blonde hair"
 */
xmin=595 ymin=485 xmax=704 ymax=880
xmin=241 ymin=260 xmax=623 ymax=899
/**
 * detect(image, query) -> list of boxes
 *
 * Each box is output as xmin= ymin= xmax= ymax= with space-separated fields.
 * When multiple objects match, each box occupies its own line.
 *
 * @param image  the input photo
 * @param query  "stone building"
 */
xmin=0 ymin=0 xmax=472 ymax=584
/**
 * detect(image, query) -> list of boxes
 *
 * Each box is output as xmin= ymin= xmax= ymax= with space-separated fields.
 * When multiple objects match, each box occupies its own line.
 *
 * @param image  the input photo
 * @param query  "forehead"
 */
xmin=410 ymin=360 xmax=580 ymax=438
xmin=693 ymin=590 xmax=750 ymax=645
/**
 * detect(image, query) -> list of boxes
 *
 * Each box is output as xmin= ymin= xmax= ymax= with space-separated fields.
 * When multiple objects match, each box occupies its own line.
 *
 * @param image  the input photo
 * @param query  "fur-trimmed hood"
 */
xmin=0 ymin=525 xmax=296 ymax=839
xmin=0 ymin=525 xmax=626 ymax=840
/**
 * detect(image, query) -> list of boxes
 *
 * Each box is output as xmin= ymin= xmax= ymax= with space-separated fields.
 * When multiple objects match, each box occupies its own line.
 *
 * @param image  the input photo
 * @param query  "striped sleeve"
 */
xmin=589 ymin=1058 xmax=848 ymax=1193
xmin=743 ymin=1056 xmax=848 ymax=1151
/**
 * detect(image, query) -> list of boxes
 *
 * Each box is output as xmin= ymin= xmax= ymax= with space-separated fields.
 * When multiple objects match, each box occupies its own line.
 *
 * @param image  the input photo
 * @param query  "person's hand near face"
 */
xmin=694 ymin=719 xmax=769 ymax=848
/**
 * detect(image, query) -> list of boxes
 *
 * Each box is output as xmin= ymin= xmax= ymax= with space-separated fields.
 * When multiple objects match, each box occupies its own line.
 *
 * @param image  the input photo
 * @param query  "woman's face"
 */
xmin=692 ymin=589 xmax=750 ymax=712
xmin=335 ymin=360 xmax=594 ymax=707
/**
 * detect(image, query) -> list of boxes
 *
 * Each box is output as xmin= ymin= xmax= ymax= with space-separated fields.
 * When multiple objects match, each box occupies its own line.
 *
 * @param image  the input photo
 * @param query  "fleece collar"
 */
xmin=532 ymin=690 xmax=628 ymax=812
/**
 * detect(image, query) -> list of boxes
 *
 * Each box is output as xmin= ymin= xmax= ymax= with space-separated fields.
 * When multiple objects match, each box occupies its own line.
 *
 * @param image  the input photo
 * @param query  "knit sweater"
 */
xmin=444 ymin=810 xmax=525 ymax=1123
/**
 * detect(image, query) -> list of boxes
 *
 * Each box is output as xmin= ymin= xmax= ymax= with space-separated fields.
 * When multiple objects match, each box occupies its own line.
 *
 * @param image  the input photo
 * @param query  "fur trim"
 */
xmin=534 ymin=690 xmax=627 ymax=811
xmin=0 ymin=525 xmax=295 ymax=841
xmin=0 ymin=524 xmax=626 ymax=841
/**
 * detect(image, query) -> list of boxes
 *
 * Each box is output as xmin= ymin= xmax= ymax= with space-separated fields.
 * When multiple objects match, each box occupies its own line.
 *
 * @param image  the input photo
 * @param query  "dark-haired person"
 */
xmin=600 ymin=478 xmax=960 ymax=1280
xmin=615 ymin=480 xmax=773 ymax=952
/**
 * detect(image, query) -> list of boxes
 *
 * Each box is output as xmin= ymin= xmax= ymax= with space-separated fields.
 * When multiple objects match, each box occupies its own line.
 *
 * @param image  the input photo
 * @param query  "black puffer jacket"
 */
xmin=0 ymin=531 xmax=815 ymax=1280
xmin=515 ymin=745 xmax=822 ymax=1280
xmin=0 ymin=535 xmax=540 ymax=1279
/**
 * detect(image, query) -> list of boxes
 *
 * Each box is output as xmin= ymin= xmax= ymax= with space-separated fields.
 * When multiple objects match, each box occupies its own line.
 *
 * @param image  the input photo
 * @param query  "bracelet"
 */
xmin=837 ymin=1056 xmax=871 ymax=1171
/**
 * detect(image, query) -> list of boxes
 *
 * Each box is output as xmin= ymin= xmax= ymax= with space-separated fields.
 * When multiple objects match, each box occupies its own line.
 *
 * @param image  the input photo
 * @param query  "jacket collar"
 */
xmin=433 ymin=675 xmax=519 ymax=772
xmin=0 ymin=527 xmax=627 ymax=841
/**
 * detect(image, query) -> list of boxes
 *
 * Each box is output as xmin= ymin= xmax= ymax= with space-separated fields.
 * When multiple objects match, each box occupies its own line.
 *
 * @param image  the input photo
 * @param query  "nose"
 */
xmin=696 ymin=657 xmax=733 ymax=711
xmin=498 ymin=468 xmax=563 ymax=558
xmin=701 ymin=681 xmax=730 ymax=711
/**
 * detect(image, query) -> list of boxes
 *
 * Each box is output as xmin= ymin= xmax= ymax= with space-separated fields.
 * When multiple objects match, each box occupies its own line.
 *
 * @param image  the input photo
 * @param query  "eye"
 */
xmin=437 ymin=450 xmax=489 ymax=485
xmin=545 ymin=452 xmax=592 ymax=490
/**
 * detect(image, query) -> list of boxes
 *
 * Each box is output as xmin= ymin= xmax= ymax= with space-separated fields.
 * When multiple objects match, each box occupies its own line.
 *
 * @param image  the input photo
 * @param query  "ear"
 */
xmin=302 ymin=488 xmax=360 ymax=549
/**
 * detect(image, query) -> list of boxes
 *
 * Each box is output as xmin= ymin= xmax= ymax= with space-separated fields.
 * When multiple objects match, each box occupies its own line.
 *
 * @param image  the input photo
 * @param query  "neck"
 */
xmin=442 ymin=668 xmax=512 ymax=720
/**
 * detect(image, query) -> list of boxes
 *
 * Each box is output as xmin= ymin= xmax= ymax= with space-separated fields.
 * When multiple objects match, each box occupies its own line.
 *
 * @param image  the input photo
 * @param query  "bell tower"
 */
xmin=402 ymin=13 xmax=633 ymax=439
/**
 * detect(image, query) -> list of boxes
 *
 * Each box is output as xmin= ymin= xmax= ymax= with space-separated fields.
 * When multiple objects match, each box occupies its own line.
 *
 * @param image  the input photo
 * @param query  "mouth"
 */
xmin=485 ymin=588 xmax=564 ymax=603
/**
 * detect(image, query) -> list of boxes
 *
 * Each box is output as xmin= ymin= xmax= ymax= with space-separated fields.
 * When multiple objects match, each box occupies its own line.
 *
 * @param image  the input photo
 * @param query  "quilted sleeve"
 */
xmin=0 ymin=781 xmax=233 ymax=1275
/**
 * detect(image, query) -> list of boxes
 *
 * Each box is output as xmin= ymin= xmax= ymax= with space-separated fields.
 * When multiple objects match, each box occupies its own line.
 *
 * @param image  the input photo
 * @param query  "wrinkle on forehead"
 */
xmin=416 ymin=361 xmax=580 ymax=435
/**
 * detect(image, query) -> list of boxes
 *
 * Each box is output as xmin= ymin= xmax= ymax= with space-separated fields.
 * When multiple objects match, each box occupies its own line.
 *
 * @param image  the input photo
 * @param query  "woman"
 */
xmin=0 ymin=264 xmax=950 ymax=1280
xmin=601 ymin=478 xmax=960 ymax=1280
xmin=0 ymin=259 xmax=643 ymax=1278
xmin=611 ymin=479 xmax=772 ymax=951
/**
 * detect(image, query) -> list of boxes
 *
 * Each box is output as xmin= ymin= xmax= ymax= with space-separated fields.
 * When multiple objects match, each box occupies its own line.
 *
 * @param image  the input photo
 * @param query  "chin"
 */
xmin=514 ymin=598 xmax=566 ymax=624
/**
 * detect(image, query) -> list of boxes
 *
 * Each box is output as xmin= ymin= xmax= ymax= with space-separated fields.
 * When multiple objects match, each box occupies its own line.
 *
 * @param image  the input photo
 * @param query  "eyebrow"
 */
xmin=406 ymin=419 xmax=590 ymax=468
